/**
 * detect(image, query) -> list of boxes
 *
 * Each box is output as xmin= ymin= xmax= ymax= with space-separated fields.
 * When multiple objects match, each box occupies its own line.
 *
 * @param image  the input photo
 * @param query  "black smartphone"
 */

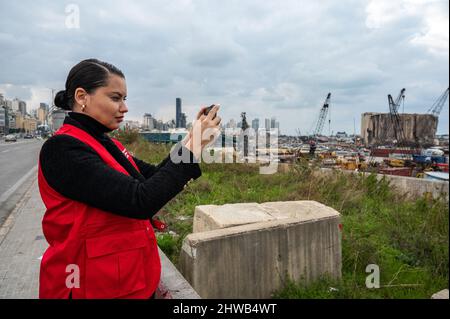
xmin=203 ymin=104 xmax=217 ymax=119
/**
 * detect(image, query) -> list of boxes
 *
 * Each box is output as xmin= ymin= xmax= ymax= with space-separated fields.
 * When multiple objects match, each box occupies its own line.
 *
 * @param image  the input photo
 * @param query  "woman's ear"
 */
xmin=74 ymin=87 xmax=89 ymax=107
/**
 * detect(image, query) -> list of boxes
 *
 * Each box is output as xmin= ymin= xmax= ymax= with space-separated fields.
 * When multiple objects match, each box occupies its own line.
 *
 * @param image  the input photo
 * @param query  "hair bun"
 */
xmin=54 ymin=90 xmax=70 ymax=110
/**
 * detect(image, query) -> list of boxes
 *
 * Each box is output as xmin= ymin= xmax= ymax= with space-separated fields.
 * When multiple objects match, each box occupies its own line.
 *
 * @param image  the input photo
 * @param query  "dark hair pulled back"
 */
xmin=54 ymin=58 xmax=125 ymax=110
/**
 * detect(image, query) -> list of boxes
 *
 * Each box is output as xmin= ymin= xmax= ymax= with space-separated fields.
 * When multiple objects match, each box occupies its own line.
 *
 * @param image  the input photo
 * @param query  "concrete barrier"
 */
xmin=319 ymin=168 xmax=449 ymax=200
xmin=180 ymin=201 xmax=342 ymax=298
xmin=156 ymin=247 xmax=201 ymax=299
xmin=277 ymin=163 xmax=449 ymax=200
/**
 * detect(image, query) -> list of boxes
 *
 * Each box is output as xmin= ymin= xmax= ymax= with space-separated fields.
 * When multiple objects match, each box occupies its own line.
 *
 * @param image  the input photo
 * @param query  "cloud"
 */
xmin=0 ymin=0 xmax=448 ymax=135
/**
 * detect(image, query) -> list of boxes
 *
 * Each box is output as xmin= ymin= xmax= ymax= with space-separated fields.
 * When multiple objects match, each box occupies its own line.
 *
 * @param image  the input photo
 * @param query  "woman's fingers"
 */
xmin=212 ymin=116 xmax=221 ymax=126
xmin=206 ymin=104 xmax=220 ymax=121
xmin=197 ymin=106 xmax=207 ymax=120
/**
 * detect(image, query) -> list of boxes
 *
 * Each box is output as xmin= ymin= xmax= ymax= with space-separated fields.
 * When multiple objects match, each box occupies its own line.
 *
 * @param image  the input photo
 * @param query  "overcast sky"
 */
xmin=0 ymin=0 xmax=448 ymax=135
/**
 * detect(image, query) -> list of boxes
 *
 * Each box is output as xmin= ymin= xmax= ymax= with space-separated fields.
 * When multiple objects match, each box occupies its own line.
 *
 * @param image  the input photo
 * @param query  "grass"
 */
xmin=116 ymin=131 xmax=449 ymax=299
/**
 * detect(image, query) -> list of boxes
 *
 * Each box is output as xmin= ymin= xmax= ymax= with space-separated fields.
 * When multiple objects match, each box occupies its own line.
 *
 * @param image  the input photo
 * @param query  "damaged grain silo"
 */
xmin=361 ymin=113 xmax=438 ymax=147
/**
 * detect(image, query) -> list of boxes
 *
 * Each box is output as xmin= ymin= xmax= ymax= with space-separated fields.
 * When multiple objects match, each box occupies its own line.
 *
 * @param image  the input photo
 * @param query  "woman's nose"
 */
xmin=120 ymin=102 xmax=128 ymax=113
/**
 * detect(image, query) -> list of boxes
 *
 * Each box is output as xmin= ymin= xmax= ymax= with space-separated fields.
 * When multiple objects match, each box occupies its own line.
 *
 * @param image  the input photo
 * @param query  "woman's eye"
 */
xmin=111 ymin=96 xmax=120 ymax=101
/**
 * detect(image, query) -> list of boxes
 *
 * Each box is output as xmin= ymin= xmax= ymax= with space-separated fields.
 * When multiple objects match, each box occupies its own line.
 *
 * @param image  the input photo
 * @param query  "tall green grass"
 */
xmin=120 ymin=134 xmax=448 ymax=299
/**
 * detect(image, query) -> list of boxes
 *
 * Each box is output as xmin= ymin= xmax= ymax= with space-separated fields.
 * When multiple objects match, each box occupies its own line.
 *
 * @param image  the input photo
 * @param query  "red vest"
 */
xmin=38 ymin=124 xmax=161 ymax=299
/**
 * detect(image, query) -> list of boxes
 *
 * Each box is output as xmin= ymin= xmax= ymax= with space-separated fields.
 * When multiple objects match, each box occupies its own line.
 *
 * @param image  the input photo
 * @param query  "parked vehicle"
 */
xmin=5 ymin=134 xmax=17 ymax=142
xmin=423 ymin=148 xmax=444 ymax=157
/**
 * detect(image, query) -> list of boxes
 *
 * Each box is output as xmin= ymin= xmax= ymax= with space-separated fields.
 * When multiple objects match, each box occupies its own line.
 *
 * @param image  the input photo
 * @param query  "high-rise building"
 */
xmin=251 ymin=118 xmax=259 ymax=131
xmin=0 ymin=108 xmax=5 ymax=134
xmin=18 ymin=100 xmax=26 ymax=116
xmin=5 ymin=100 xmax=12 ymax=110
xmin=40 ymin=102 xmax=49 ymax=112
xmin=180 ymin=113 xmax=187 ymax=129
xmin=176 ymin=97 xmax=182 ymax=128
xmin=38 ymin=103 xmax=49 ymax=125
xmin=265 ymin=118 xmax=271 ymax=130
xmin=12 ymin=98 xmax=20 ymax=112
xmin=143 ymin=113 xmax=155 ymax=130
xmin=270 ymin=117 xmax=276 ymax=129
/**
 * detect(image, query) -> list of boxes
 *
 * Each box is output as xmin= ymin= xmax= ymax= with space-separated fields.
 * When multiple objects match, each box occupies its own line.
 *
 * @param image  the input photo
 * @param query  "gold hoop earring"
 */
xmin=81 ymin=105 xmax=86 ymax=112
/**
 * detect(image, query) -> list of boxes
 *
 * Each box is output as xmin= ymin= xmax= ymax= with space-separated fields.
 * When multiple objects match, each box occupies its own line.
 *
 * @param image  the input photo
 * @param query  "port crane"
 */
xmin=392 ymin=88 xmax=406 ymax=113
xmin=388 ymin=88 xmax=406 ymax=145
xmin=427 ymin=87 xmax=449 ymax=117
xmin=312 ymin=92 xmax=331 ymax=138
xmin=377 ymin=88 xmax=406 ymax=146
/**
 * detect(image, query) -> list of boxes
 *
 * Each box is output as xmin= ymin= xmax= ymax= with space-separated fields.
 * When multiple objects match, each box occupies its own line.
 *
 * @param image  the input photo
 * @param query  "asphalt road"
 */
xmin=0 ymin=138 xmax=44 ymax=226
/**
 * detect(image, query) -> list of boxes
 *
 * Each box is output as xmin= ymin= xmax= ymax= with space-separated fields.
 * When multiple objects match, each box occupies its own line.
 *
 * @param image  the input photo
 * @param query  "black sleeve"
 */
xmin=39 ymin=135 xmax=201 ymax=220
xmin=132 ymin=155 xmax=171 ymax=179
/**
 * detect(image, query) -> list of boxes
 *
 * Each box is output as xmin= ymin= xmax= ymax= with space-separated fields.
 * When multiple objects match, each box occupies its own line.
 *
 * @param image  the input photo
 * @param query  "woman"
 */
xmin=38 ymin=58 xmax=221 ymax=299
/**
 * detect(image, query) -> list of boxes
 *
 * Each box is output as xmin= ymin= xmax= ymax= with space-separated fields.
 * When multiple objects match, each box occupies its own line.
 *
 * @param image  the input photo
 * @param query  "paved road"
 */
xmin=0 ymin=139 xmax=44 ymax=226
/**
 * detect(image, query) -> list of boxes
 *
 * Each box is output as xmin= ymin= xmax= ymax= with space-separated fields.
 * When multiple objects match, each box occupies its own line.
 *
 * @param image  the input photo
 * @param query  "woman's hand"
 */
xmin=183 ymin=104 xmax=221 ymax=160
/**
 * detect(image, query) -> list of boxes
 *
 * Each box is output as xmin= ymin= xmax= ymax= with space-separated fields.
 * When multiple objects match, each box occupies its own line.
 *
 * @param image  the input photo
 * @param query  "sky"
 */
xmin=0 ymin=0 xmax=448 ymax=135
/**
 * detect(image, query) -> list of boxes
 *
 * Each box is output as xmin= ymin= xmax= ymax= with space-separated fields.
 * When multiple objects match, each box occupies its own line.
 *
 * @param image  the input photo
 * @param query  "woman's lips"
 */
xmin=116 ymin=117 xmax=124 ymax=122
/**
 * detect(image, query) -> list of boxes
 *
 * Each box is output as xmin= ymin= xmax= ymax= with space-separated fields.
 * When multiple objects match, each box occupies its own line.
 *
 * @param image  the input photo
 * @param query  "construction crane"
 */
xmin=312 ymin=92 xmax=331 ymax=137
xmin=388 ymin=92 xmax=405 ymax=144
xmin=427 ymin=87 xmax=449 ymax=117
xmin=392 ymin=88 xmax=406 ymax=113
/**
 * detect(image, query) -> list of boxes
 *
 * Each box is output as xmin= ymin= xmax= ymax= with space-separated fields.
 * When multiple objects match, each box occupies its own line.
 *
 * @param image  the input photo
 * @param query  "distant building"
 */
xmin=38 ymin=108 xmax=47 ymax=125
xmin=51 ymin=109 xmax=69 ymax=131
xmin=18 ymin=100 xmax=26 ymax=116
xmin=11 ymin=98 xmax=20 ymax=112
xmin=143 ymin=113 xmax=155 ymax=130
xmin=361 ymin=112 xmax=437 ymax=146
xmin=0 ymin=107 xmax=5 ymax=134
xmin=40 ymin=102 xmax=49 ymax=111
xmin=226 ymin=119 xmax=237 ymax=129
xmin=265 ymin=118 xmax=271 ymax=130
xmin=176 ymin=98 xmax=182 ymax=128
xmin=251 ymin=118 xmax=259 ymax=131
xmin=14 ymin=112 xmax=37 ymax=133
xmin=5 ymin=100 xmax=12 ymax=110
xmin=180 ymin=112 xmax=187 ymax=129
xmin=119 ymin=120 xmax=141 ymax=130
xmin=270 ymin=117 xmax=276 ymax=129
xmin=336 ymin=131 xmax=347 ymax=138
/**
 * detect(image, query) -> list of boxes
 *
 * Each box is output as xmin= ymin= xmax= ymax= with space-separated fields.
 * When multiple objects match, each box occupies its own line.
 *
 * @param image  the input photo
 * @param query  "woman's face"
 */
xmin=80 ymin=74 xmax=128 ymax=130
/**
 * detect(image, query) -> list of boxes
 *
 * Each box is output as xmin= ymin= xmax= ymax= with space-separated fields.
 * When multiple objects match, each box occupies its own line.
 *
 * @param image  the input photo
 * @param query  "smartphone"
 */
xmin=203 ymin=104 xmax=218 ymax=119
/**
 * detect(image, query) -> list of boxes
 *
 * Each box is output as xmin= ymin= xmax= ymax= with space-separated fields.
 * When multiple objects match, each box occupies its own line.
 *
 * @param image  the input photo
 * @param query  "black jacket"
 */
xmin=39 ymin=112 xmax=201 ymax=220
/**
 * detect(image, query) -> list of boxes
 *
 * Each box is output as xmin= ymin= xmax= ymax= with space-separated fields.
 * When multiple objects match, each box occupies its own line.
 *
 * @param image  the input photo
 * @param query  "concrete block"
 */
xmin=431 ymin=289 xmax=449 ymax=299
xmin=260 ymin=200 xmax=340 ymax=221
xmin=193 ymin=203 xmax=278 ymax=233
xmin=180 ymin=201 xmax=341 ymax=298
xmin=193 ymin=201 xmax=340 ymax=233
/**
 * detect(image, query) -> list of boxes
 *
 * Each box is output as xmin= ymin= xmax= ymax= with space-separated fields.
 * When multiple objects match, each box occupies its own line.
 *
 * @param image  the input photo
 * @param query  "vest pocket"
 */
xmin=85 ymin=230 xmax=148 ymax=298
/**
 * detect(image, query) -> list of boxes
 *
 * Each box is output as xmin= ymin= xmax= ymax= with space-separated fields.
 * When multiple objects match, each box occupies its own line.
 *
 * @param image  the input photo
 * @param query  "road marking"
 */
xmin=0 ymin=165 xmax=38 ymax=207
xmin=1 ymin=150 xmax=9 ymax=153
